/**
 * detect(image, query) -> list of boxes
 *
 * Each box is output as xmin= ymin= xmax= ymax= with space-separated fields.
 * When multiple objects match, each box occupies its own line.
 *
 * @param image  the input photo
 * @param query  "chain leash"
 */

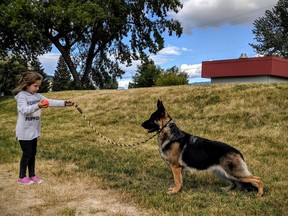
xmin=73 ymin=103 xmax=158 ymax=147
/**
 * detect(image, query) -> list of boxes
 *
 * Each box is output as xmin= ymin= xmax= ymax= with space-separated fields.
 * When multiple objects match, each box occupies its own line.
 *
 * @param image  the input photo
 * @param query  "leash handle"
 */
xmin=72 ymin=102 xmax=157 ymax=147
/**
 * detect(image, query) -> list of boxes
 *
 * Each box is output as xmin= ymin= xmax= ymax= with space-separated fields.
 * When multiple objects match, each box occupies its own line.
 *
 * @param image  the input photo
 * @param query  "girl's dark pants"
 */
xmin=19 ymin=138 xmax=37 ymax=178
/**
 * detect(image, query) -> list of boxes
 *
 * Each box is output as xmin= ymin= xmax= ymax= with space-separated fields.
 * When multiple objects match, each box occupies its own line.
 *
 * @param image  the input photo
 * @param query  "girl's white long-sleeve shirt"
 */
xmin=15 ymin=91 xmax=66 ymax=140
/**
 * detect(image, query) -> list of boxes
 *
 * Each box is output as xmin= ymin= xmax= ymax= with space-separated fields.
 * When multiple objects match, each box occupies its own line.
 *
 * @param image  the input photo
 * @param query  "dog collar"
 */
xmin=159 ymin=119 xmax=173 ymax=132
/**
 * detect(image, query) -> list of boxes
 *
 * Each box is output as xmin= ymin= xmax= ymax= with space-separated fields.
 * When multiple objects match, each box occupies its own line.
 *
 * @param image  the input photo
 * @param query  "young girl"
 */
xmin=13 ymin=71 xmax=74 ymax=185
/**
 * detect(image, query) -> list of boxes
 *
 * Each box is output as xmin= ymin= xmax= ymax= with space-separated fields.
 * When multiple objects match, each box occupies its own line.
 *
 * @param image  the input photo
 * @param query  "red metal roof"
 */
xmin=202 ymin=56 xmax=288 ymax=78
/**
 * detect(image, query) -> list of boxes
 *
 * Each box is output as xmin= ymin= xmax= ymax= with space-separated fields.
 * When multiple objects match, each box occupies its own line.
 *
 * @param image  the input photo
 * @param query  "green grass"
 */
xmin=1 ymin=83 xmax=287 ymax=215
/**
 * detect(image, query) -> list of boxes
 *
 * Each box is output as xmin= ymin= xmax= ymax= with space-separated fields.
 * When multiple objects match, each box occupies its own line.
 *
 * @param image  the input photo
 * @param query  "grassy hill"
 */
xmin=1 ymin=83 xmax=287 ymax=215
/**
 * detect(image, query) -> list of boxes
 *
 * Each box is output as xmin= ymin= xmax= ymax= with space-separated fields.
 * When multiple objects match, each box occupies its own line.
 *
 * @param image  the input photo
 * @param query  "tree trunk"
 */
xmin=46 ymin=32 xmax=83 ymax=88
xmin=61 ymin=51 xmax=82 ymax=88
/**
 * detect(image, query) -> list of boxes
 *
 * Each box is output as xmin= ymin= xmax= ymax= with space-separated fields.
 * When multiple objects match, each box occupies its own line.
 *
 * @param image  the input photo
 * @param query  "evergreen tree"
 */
xmin=128 ymin=61 xmax=162 ymax=88
xmin=91 ymin=68 xmax=118 ymax=89
xmin=0 ymin=57 xmax=26 ymax=96
xmin=250 ymin=0 xmax=288 ymax=58
xmin=52 ymin=56 xmax=72 ymax=91
xmin=30 ymin=58 xmax=50 ymax=92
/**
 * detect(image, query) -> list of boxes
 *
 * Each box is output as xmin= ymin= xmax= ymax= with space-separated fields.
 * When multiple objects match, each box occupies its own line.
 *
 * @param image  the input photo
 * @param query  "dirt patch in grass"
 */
xmin=0 ymin=161 xmax=153 ymax=216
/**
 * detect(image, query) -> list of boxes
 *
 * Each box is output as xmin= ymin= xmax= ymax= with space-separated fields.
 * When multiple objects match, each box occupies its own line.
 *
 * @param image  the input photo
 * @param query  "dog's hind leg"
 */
xmin=221 ymin=180 xmax=237 ymax=192
xmin=220 ymin=153 xmax=264 ymax=196
xmin=167 ymin=164 xmax=183 ymax=194
xmin=211 ymin=168 xmax=236 ymax=192
xmin=239 ymin=176 xmax=264 ymax=196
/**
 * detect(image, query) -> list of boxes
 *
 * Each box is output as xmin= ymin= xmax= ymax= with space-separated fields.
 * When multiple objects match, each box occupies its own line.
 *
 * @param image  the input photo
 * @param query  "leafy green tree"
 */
xmin=0 ymin=57 xmax=26 ymax=96
xmin=155 ymin=66 xmax=189 ymax=86
xmin=0 ymin=1 xmax=51 ymax=60
xmin=30 ymin=58 xmax=50 ymax=92
xmin=52 ymin=55 xmax=72 ymax=91
xmin=250 ymin=0 xmax=288 ymax=58
xmin=0 ymin=0 xmax=183 ymax=88
xmin=128 ymin=61 xmax=162 ymax=88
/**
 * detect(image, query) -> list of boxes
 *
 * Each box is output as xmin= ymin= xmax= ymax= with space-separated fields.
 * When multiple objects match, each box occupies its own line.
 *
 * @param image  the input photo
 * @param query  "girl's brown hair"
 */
xmin=13 ymin=71 xmax=43 ymax=94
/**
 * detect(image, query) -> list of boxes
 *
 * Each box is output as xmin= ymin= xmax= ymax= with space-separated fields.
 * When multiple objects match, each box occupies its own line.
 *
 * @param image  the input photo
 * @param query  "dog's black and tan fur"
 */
xmin=141 ymin=100 xmax=264 ymax=196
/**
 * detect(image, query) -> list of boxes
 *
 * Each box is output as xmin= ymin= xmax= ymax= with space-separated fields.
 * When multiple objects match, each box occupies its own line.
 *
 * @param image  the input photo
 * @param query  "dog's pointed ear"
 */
xmin=157 ymin=99 xmax=165 ymax=110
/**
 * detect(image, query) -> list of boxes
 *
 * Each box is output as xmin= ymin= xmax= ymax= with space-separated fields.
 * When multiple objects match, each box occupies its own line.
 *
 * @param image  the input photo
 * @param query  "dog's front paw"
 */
xmin=167 ymin=186 xmax=181 ymax=194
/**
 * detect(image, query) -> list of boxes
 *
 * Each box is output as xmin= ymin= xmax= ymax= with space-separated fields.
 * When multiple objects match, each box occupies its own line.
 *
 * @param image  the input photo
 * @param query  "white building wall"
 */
xmin=211 ymin=76 xmax=288 ymax=84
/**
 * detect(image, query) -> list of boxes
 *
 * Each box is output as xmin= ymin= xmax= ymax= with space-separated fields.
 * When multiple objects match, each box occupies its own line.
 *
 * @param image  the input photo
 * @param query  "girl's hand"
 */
xmin=38 ymin=100 xmax=49 ymax=108
xmin=65 ymin=101 xmax=74 ymax=106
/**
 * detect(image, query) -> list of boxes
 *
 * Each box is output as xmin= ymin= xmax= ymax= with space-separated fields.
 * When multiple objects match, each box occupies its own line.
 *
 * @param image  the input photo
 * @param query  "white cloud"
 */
xmin=150 ymin=45 xmax=192 ymax=65
xmin=180 ymin=63 xmax=211 ymax=83
xmin=174 ymin=0 xmax=278 ymax=34
xmin=117 ymin=79 xmax=131 ymax=89
xmin=38 ymin=53 xmax=61 ymax=75
xmin=159 ymin=45 xmax=181 ymax=55
xmin=158 ymin=45 xmax=192 ymax=56
xmin=180 ymin=63 xmax=202 ymax=78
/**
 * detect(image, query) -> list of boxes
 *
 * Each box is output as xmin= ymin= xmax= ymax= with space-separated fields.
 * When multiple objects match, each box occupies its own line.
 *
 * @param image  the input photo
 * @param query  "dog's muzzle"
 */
xmin=141 ymin=121 xmax=159 ymax=133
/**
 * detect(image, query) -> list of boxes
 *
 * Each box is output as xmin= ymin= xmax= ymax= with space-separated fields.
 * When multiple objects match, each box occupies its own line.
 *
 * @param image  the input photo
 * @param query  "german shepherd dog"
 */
xmin=141 ymin=100 xmax=264 ymax=196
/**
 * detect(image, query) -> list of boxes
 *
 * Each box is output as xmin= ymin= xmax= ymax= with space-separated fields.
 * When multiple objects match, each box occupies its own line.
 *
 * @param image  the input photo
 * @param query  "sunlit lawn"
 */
xmin=1 ymin=83 xmax=287 ymax=215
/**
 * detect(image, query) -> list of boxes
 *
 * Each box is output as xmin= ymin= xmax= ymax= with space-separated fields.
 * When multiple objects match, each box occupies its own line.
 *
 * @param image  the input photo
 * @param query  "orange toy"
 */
xmin=41 ymin=100 xmax=49 ymax=106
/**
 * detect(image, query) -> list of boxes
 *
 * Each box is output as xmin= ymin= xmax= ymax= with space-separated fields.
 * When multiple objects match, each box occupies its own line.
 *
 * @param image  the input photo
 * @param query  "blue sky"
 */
xmin=39 ymin=0 xmax=278 ymax=88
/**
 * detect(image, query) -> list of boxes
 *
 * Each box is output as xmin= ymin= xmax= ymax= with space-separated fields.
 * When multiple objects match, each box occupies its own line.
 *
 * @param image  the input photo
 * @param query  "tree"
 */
xmin=250 ymin=0 xmax=288 ymax=58
xmin=0 ymin=0 xmax=183 ymax=89
xmin=128 ymin=61 xmax=162 ymax=88
xmin=30 ymin=58 xmax=50 ymax=92
xmin=52 ymin=55 xmax=72 ymax=91
xmin=0 ymin=57 xmax=26 ymax=96
xmin=0 ymin=2 xmax=51 ymax=60
xmin=91 ymin=68 xmax=118 ymax=89
xmin=155 ymin=66 xmax=189 ymax=86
